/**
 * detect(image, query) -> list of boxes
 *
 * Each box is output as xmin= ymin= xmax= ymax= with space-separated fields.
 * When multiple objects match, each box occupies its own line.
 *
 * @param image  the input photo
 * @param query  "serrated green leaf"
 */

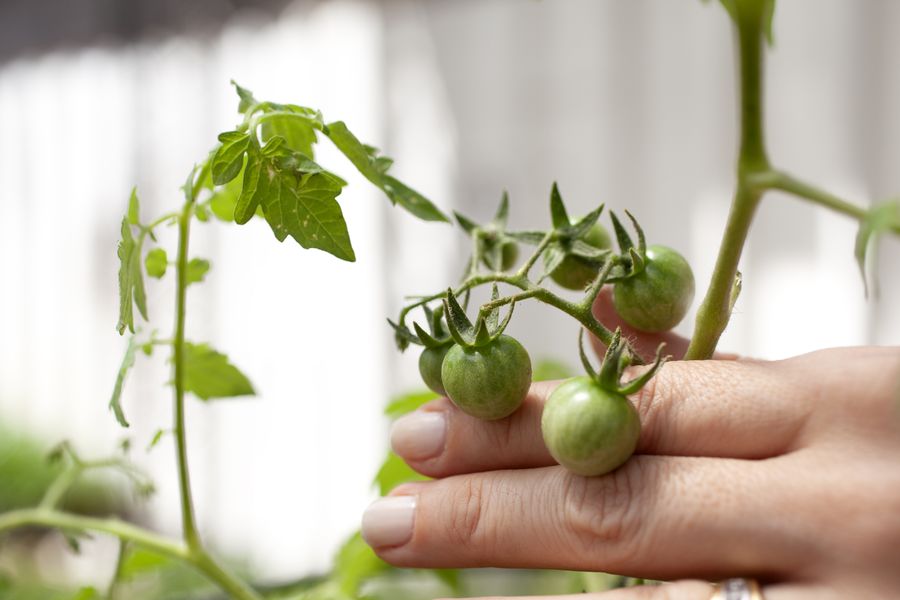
xmin=212 ymin=131 xmax=250 ymax=186
xmin=325 ymin=120 xmax=448 ymax=222
xmin=374 ymin=451 xmax=429 ymax=496
xmin=384 ymin=389 xmax=439 ymax=418
xmin=382 ymin=175 xmax=449 ymax=222
xmin=232 ymin=80 xmax=257 ymax=114
xmin=144 ymin=248 xmax=167 ymax=279
xmin=259 ymin=170 xmax=356 ymax=261
xmin=116 ymin=217 xmax=147 ymax=335
xmin=186 ymin=258 xmax=210 ymax=285
xmin=261 ymin=115 xmax=317 ymax=156
xmin=127 ymin=188 xmax=140 ymax=225
xmin=235 ymin=149 xmax=264 ymax=224
xmin=855 ymin=199 xmax=900 ymax=296
xmin=109 ymin=336 xmax=138 ymax=428
xmin=209 ymin=172 xmax=243 ymax=223
xmin=182 ymin=342 xmax=255 ymax=401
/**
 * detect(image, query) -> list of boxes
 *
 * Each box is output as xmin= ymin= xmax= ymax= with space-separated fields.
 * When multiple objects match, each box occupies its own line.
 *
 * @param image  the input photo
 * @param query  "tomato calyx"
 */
xmin=538 ymin=183 xmax=612 ymax=287
xmin=455 ymin=191 xmax=520 ymax=273
xmin=581 ymin=328 xmax=667 ymax=397
xmin=443 ymin=285 xmax=515 ymax=349
xmin=604 ymin=209 xmax=649 ymax=283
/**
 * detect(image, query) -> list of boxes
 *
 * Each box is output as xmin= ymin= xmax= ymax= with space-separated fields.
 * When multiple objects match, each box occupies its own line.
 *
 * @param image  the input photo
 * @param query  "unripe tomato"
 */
xmin=541 ymin=376 xmax=640 ymax=476
xmin=482 ymin=239 xmax=519 ymax=272
xmin=612 ymin=244 xmax=694 ymax=332
xmin=419 ymin=344 xmax=452 ymax=395
xmin=441 ymin=335 xmax=532 ymax=420
xmin=549 ymin=222 xmax=613 ymax=290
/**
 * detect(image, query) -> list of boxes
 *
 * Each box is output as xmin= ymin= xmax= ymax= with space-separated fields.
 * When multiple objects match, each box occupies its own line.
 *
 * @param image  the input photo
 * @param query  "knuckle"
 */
xmin=444 ymin=476 xmax=487 ymax=548
xmin=560 ymin=463 xmax=645 ymax=567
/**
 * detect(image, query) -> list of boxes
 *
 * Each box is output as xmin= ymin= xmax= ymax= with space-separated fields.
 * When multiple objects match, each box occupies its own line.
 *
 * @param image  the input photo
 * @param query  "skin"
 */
xmin=441 ymin=335 xmax=532 ymax=421
xmin=613 ymin=245 xmax=695 ymax=333
xmin=371 ymin=291 xmax=900 ymax=600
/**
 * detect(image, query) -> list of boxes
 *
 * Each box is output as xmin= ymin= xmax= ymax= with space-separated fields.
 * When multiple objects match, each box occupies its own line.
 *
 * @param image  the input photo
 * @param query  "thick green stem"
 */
xmin=685 ymin=0 xmax=769 ymax=360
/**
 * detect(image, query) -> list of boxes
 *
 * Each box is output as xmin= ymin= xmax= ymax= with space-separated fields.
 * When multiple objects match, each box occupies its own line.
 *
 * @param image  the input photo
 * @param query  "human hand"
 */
xmin=362 ymin=292 xmax=900 ymax=600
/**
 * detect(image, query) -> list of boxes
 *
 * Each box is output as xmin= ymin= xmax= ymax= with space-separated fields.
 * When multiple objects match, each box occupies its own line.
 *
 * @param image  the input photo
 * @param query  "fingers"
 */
xmin=393 ymin=358 xmax=807 ymax=478
xmin=363 ymin=457 xmax=806 ymax=579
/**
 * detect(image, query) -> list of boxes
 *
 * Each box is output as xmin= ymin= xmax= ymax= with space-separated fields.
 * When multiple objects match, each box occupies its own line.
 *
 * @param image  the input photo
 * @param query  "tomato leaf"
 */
xmin=211 ymin=131 xmax=250 ymax=186
xmin=182 ymin=342 xmax=255 ymax=401
xmin=325 ymin=120 xmax=449 ymax=222
xmin=231 ymin=80 xmax=258 ymax=113
xmin=109 ymin=337 xmax=138 ymax=428
xmin=186 ymin=258 xmax=210 ymax=285
xmin=258 ymin=169 xmax=356 ymax=262
xmin=854 ymin=199 xmax=900 ymax=297
xmin=260 ymin=115 xmax=317 ymax=156
xmin=144 ymin=248 xmax=167 ymax=279
xmin=116 ymin=217 xmax=147 ymax=335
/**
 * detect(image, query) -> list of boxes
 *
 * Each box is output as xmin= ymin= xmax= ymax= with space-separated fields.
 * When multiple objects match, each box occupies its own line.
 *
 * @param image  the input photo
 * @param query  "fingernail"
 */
xmin=361 ymin=496 xmax=416 ymax=548
xmin=390 ymin=411 xmax=447 ymax=461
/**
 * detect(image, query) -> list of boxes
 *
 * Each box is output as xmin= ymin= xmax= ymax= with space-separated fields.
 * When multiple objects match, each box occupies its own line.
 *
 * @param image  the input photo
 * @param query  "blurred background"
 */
xmin=0 ymin=0 xmax=898 ymax=593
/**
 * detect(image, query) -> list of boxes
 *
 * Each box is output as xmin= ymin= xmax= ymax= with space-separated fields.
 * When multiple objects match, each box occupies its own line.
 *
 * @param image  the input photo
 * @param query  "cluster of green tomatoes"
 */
xmin=392 ymin=185 xmax=695 ymax=477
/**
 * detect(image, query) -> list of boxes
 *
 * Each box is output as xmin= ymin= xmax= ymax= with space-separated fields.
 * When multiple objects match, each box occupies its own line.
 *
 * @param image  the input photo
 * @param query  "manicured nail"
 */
xmin=361 ymin=496 xmax=416 ymax=548
xmin=390 ymin=411 xmax=447 ymax=461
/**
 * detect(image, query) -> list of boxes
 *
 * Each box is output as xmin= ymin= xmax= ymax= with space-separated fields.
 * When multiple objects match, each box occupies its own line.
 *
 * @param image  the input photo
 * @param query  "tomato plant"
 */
xmin=547 ymin=220 xmax=612 ymax=290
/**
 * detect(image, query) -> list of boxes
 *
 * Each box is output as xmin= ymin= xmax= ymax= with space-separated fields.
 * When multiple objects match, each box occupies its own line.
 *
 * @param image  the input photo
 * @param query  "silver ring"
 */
xmin=709 ymin=578 xmax=764 ymax=600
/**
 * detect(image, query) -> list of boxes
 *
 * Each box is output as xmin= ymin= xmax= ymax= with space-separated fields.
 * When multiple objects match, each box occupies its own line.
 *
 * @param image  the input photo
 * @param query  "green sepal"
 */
xmin=540 ymin=245 xmax=567 ymax=284
xmin=566 ymin=203 xmax=605 ymax=240
xmin=485 ymin=284 xmax=501 ymax=330
xmin=493 ymin=190 xmax=510 ymax=227
xmin=624 ymin=209 xmax=646 ymax=255
xmin=508 ymin=230 xmax=547 ymax=245
xmin=472 ymin=317 xmax=492 ymax=346
xmin=609 ymin=211 xmax=635 ymax=254
xmin=569 ymin=240 xmax=611 ymax=261
xmin=577 ymin=329 xmax=599 ymax=381
xmin=619 ymin=343 xmax=668 ymax=396
xmin=443 ymin=288 xmax=475 ymax=347
xmin=387 ymin=319 xmax=421 ymax=351
xmin=597 ymin=328 xmax=625 ymax=390
xmin=549 ymin=182 xmax=570 ymax=229
xmin=413 ymin=321 xmax=449 ymax=349
xmin=628 ymin=247 xmax=645 ymax=275
xmin=454 ymin=211 xmax=478 ymax=235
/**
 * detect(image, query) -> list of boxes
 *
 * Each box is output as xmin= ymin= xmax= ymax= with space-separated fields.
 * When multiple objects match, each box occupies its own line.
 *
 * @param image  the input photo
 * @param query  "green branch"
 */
xmin=685 ymin=0 xmax=769 ymax=360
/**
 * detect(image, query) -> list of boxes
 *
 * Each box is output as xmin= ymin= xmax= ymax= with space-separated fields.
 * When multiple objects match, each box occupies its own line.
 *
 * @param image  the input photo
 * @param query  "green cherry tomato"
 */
xmin=441 ymin=335 xmax=532 ymax=420
xmin=419 ymin=344 xmax=452 ymax=395
xmin=482 ymin=239 xmax=519 ymax=271
xmin=613 ymin=244 xmax=695 ymax=333
xmin=549 ymin=222 xmax=613 ymax=290
xmin=541 ymin=376 xmax=640 ymax=476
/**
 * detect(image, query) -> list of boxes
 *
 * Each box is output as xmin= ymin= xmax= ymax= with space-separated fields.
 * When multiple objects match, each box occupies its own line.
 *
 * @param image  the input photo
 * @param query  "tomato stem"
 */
xmin=685 ymin=0 xmax=769 ymax=360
